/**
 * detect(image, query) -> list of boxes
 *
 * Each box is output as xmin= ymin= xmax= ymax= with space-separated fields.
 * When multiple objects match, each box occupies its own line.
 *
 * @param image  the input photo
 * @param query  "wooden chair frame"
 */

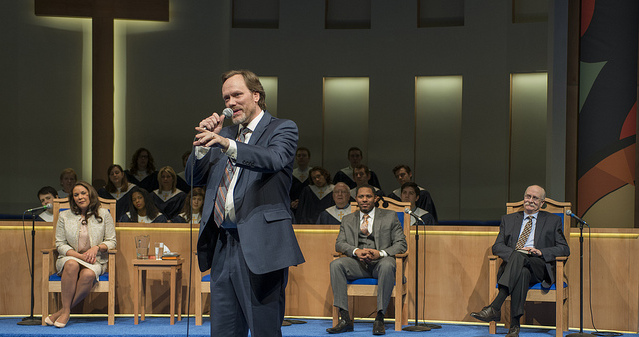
xmin=331 ymin=197 xmax=410 ymax=331
xmin=41 ymin=197 xmax=117 ymax=325
xmin=194 ymin=251 xmax=210 ymax=325
xmin=488 ymin=197 xmax=570 ymax=337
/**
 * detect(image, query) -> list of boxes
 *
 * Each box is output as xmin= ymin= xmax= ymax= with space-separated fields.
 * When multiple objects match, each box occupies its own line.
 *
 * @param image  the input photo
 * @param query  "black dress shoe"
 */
xmin=373 ymin=320 xmax=385 ymax=335
xmin=470 ymin=305 xmax=501 ymax=322
xmin=505 ymin=325 xmax=520 ymax=337
xmin=326 ymin=317 xmax=354 ymax=334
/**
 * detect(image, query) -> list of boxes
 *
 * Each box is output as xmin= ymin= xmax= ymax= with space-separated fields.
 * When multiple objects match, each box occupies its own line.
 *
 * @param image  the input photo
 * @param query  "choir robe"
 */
xmin=290 ymin=167 xmax=311 ymax=202
xmin=408 ymin=207 xmax=436 ymax=225
xmin=387 ymin=186 xmax=438 ymax=223
xmin=97 ymin=183 xmax=137 ymax=221
xmin=171 ymin=212 xmax=202 ymax=224
xmin=119 ymin=211 xmax=168 ymax=223
xmin=36 ymin=211 xmax=54 ymax=222
xmin=295 ymin=184 xmax=335 ymax=224
xmin=332 ymin=166 xmax=382 ymax=189
xmin=315 ymin=205 xmax=352 ymax=224
xmin=125 ymin=170 xmax=158 ymax=193
xmin=152 ymin=189 xmax=186 ymax=220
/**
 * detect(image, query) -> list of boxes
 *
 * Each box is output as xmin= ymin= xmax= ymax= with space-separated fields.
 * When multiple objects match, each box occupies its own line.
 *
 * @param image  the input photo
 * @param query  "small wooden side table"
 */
xmin=133 ymin=258 xmax=184 ymax=325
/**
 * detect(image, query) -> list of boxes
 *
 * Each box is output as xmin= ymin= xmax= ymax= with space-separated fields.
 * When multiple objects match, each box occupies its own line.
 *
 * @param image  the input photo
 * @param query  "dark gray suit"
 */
xmin=492 ymin=211 xmax=570 ymax=318
xmin=330 ymin=208 xmax=407 ymax=313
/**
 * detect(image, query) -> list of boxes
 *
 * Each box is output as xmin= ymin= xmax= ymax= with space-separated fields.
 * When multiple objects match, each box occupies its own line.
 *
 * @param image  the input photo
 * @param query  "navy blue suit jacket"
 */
xmin=187 ymin=111 xmax=305 ymax=275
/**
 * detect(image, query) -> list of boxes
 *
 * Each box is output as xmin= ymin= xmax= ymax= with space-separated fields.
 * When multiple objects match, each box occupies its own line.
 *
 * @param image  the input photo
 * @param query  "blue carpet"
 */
xmin=0 ymin=317 xmax=628 ymax=337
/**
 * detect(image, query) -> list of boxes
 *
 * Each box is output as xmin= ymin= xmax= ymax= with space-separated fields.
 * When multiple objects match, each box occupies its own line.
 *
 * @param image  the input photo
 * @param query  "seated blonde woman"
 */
xmin=45 ymin=181 xmax=117 ymax=328
xmin=152 ymin=166 xmax=186 ymax=220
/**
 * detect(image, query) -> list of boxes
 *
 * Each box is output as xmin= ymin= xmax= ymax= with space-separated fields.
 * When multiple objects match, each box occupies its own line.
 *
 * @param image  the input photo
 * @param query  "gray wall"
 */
xmin=0 ymin=0 xmax=562 ymax=220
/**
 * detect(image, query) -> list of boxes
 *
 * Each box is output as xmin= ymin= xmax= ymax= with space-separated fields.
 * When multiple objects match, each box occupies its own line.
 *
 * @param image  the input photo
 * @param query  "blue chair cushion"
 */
xmin=529 ymin=281 xmax=567 ymax=290
xmin=49 ymin=272 xmax=109 ymax=282
xmin=348 ymin=278 xmax=378 ymax=285
xmin=495 ymin=281 xmax=567 ymax=290
xmin=202 ymin=274 xmax=211 ymax=282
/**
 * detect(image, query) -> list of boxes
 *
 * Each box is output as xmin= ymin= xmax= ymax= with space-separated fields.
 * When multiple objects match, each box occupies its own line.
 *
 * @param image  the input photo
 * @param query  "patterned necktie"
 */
xmin=515 ymin=216 xmax=533 ymax=250
xmin=360 ymin=214 xmax=370 ymax=236
xmin=213 ymin=127 xmax=250 ymax=227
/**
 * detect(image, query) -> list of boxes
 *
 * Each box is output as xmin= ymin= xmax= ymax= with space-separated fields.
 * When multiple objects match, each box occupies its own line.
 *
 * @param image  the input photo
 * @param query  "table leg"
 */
xmin=177 ymin=265 xmax=182 ymax=321
xmin=141 ymin=269 xmax=146 ymax=321
xmin=134 ymin=266 xmax=139 ymax=325
xmin=170 ymin=266 xmax=176 ymax=325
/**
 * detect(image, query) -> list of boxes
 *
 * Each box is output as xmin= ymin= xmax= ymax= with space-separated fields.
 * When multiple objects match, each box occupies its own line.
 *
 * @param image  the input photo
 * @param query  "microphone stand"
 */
xmin=18 ymin=212 xmax=41 ymax=325
xmin=403 ymin=214 xmax=439 ymax=331
xmin=566 ymin=217 xmax=594 ymax=337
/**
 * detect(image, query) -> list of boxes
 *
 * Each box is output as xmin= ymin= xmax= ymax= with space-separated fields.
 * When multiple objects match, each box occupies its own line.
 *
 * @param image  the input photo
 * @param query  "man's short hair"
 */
xmin=221 ymin=69 xmax=267 ymax=110
xmin=355 ymin=184 xmax=374 ymax=196
xmin=296 ymin=147 xmax=311 ymax=157
xmin=348 ymin=147 xmax=362 ymax=156
xmin=392 ymin=164 xmax=412 ymax=176
xmin=353 ymin=164 xmax=370 ymax=176
xmin=400 ymin=182 xmax=420 ymax=195
xmin=37 ymin=186 xmax=58 ymax=198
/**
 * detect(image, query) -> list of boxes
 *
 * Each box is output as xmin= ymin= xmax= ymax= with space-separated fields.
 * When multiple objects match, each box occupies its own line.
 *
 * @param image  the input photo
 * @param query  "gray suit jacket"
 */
xmin=492 ymin=211 xmax=570 ymax=287
xmin=335 ymin=208 xmax=407 ymax=257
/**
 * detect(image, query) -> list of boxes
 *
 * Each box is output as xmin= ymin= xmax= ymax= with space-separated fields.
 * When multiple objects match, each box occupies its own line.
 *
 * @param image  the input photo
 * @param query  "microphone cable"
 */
xmin=185 ymin=140 xmax=199 ymax=337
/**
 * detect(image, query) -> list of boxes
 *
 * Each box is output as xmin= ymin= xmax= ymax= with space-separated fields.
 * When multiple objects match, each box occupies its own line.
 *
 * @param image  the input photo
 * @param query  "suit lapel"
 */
xmin=233 ymin=113 xmax=271 ymax=200
xmin=349 ymin=212 xmax=361 ymax=245
xmin=511 ymin=212 xmax=524 ymax=247
xmin=247 ymin=111 xmax=272 ymax=145
xmin=534 ymin=211 xmax=547 ymax=245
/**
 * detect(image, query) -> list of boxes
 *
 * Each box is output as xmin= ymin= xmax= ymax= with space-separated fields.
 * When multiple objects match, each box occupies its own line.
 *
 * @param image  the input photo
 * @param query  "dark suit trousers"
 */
xmin=497 ymin=251 xmax=546 ymax=318
xmin=209 ymin=228 xmax=288 ymax=337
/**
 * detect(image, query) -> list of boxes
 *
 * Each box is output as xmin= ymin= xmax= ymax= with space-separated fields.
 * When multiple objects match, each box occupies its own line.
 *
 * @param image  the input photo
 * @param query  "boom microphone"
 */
xmin=565 ymin=210 xmax=587 ymax=225
xmin=404 ymin=208 xmax=424 ymax=225
xmin=25 ymin=204 xmax=52 ymax=212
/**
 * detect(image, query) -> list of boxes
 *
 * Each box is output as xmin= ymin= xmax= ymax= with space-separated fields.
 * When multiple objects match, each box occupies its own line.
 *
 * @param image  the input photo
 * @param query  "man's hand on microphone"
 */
xmin=194 ymin=128 xmax=230 ymax=151
xmin=193 ymin=112 xmax=230 ymax=150
xmin=199 ymin=112 xmax=226 ymax=134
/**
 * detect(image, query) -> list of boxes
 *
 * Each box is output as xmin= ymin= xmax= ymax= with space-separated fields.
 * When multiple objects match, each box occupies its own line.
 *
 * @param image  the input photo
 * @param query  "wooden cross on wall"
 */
xmin=35 ymin=0 xmax=169 ymax=185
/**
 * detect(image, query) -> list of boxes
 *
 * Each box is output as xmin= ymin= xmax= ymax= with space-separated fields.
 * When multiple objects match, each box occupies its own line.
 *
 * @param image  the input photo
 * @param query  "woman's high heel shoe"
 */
xmin=53 ymin=319 xmax=67 ymax=328
xmin=44 ymin=316 xmax=55 ymax=326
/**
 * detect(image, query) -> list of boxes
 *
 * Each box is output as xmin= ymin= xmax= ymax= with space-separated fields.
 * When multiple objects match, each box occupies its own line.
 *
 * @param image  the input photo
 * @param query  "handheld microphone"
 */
xmin=26 ymin=204 xmax=52 ymax=212
xmin=404 ymin=208 xmax=424 ymax=225
xmin=565 ymin=210 xmax=587 ymax=225
xmin=222 ymin=108 xmax=233 ymax=118
xmin=201 ymin=108 xmax=233 ymax=132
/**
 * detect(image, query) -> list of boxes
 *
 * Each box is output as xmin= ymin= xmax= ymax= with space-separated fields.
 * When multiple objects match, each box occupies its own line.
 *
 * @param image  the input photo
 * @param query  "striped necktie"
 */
xmin=213 ymin=127 xmax=250 ymax=227
xmin=515 ymin=216 xmax=533 ymax=250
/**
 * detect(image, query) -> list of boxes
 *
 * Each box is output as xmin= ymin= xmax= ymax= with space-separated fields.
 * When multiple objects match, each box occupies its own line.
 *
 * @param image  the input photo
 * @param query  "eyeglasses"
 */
xmin=524 ymin=194 xmax=542 ymax=202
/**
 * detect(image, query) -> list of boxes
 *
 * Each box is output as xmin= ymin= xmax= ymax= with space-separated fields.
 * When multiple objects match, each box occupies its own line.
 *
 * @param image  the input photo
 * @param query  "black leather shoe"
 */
xmin=470 ymin=305 xmax=501 ymax=322
xmin=326 ymin=317 xmax=354 ymax=333
xmin=505 ymin=325 xmax=520 ymax=337
xmin=373 ymin=319 xmax=385 ymax=335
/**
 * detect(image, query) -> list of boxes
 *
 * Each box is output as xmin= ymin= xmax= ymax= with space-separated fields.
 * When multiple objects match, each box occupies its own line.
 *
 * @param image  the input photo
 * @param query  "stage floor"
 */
xmin=0 ymin=316 xmax=627 ymax=337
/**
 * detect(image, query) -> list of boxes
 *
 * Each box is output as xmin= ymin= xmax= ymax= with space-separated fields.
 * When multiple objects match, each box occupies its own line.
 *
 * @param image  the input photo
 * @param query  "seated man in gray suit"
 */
xmin=470 ymin=185 xmax=570 ymax=337
xmin=327 ymin=185 xmax=407 ymax=335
